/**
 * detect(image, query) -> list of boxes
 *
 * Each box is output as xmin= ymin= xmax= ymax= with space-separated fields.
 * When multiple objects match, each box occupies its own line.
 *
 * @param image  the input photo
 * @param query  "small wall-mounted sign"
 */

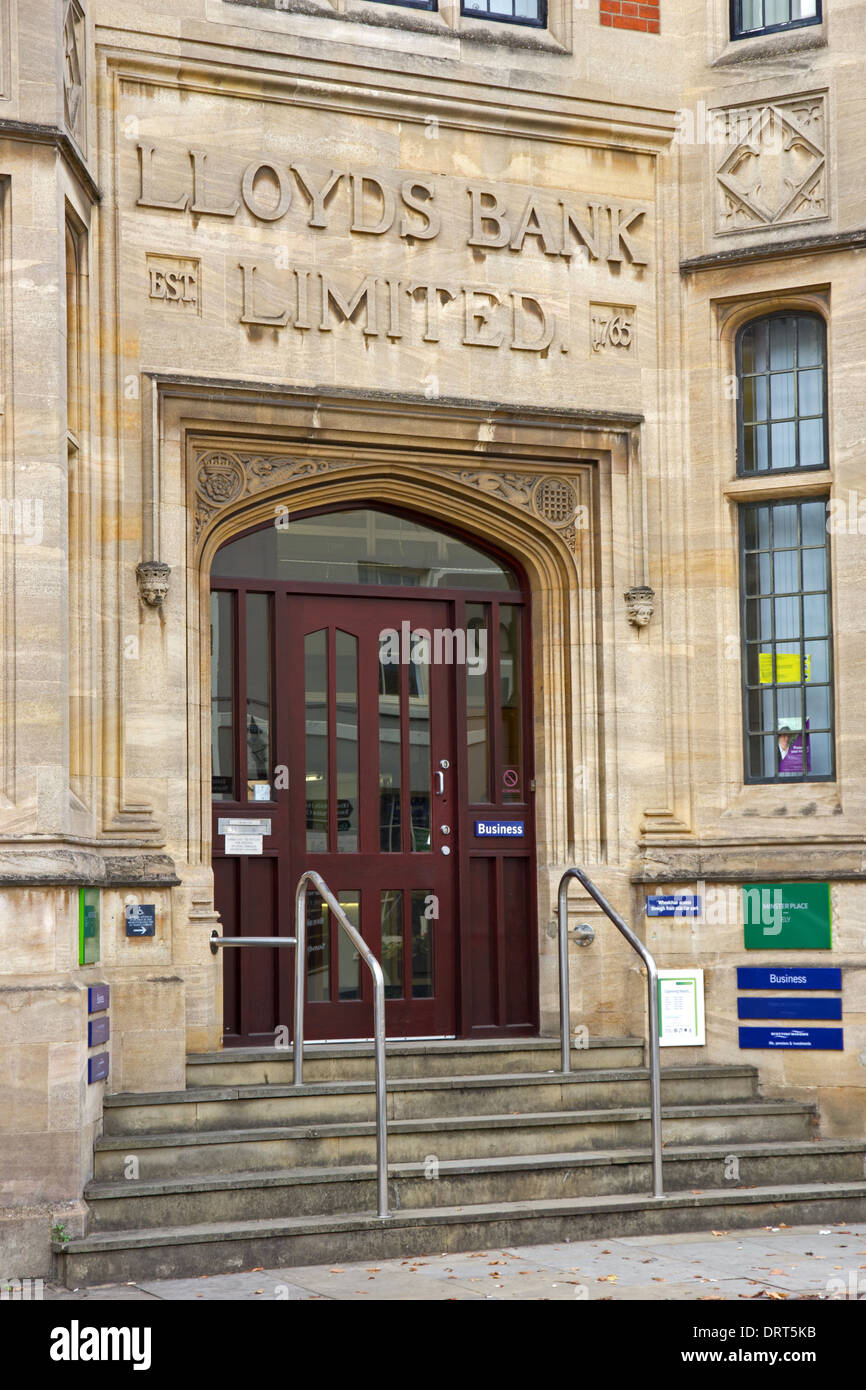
xmin=88 ymin=984 xmax=110 ymax=1014
xmin=224 ymin=834 xmax=263 ymax=855
xmin=737 ymin=966 xmax=842 ymax=991
xmin=646 ymin=894 xmax=701 ymax=918
xmin=88 ymin=1015 xmax=111 ymax=1047
xmin=658 ymin=969 xmax=706 ymax=1047
xmin=79 ymin=887 xmax=101 ymax=967
xmin=218 ymin=818 xmax=271 ymax=837
xmin=125 ymin=903 xmax=156 ymax=937
xmin=474 ymin=820 xmax=525 ymax=839
xmin=743 ymin=882 xmax=832 ymax=950
xmin=88 ymin=1052 xmax=110 ymax=1083
xmin=739 ymin=1026 xmax=843 ymax=1051
xmin=737 ymin=997 xmax=842 ymax=1021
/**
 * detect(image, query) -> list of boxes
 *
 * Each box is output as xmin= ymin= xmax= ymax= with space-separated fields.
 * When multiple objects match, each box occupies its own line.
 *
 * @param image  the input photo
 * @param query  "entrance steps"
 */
xmin=54 ymin=1038 xmax=866 ymax=1285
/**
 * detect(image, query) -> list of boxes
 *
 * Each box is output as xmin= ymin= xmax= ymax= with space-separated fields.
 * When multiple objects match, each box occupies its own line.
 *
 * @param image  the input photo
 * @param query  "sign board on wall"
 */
xmin=739 ymin=1026 xmax=843 ymax=1051
xmin=78 ymin=887 xmax=100 ymax=967
xmin=737 ymin=997 xmax=842 ymax=1021
xmin=737 ymin=966 xmax=841 ymax=991
xmin=743 ymin=882 xmax=831 ymax=950
xmin=125 ymin=904 xmax=156 ymax=937
xmin=658 ymin=969 xmax=705 ymax=1047
xmin=646 ymin=894 xmax=701 ymax=918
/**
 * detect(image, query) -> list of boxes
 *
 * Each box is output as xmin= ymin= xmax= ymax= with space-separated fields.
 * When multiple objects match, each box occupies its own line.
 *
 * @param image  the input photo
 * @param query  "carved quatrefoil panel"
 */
xmin=714 ymin=95 xmax=828 ymax=234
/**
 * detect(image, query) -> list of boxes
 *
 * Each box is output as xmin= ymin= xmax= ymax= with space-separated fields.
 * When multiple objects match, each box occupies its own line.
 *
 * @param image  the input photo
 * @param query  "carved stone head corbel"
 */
xmin=136 ymin=560 xmax=171 ymax=608
xmin=624 ymin=584 xmax=655 ymax=628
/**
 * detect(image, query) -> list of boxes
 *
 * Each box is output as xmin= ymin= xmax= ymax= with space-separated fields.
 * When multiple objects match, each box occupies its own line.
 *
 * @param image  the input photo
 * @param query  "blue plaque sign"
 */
xmin=737 ymin=966 xmax=841 ymax=991
xmin=474 ymin=820 xmax=526 ymax=839
xmin=737 ymin=997 xmax=842 ymax=1021
xmin=646 ymin=895 xmax=701 ymax=918
xmin=739 ymin=1026 xmax=843 ymax=1051
xmin=88 ymin=1016 xmax=111 ymax=1046
xmin=87 ymin=1052 xmax=110 ymax=1083
xmin=88 ymin=984 xmax=110 ymax=1013
xmin=125 ymin=904 xmax=156 ymax=937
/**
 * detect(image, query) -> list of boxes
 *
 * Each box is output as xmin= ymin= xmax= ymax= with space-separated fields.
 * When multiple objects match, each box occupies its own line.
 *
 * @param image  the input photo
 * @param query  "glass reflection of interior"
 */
xmin=305 ymin=888 xmax=328 ymax=1002
xmin=739 ymin=314 xmax=825 ymax=474
xmin=335 ymin=631 xmax=359 ymax=853
xmin=378 ymin=638 xmax=402 ymax=853
xmin=409 ymin=633 xmax=431 ymax=852
xmin=381 ymin=890 xmax=403 ymax=999
xmin=466 ymin=603 xmax=490 ymax=803
xmin=411 ymin=890 xmax=434 ymax=999
xmin=245 ymin=594 xmax=272 ymax=801
xmin=212 ymin=508 xmax=519 ymax=589
xmin=305 ymin=630 xmax=328 ymax=851
xmin=742 ymin=498 xmax=833 ymax=780
xmin=336 ymin=892 xmax=361 ymax=1001
xmin=499 ymin=607 xmax=523 ymax=802
xmin=210 ymin=591 xmax=234 ymax=800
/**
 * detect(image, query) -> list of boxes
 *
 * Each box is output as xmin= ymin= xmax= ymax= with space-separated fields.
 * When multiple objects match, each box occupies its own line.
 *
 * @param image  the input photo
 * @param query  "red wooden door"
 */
xmin=284 ymin=594 xmax=457 ymax=1039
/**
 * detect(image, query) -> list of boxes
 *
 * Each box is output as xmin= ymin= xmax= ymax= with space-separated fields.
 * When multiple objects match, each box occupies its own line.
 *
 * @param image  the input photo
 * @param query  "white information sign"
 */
xmin=658 ymin=968 xmax=705 ymax=1047
xmin=218 ymin=819 xmax=271 ymax=837
xmin=223 ymin=834 xmax=264 ymax=856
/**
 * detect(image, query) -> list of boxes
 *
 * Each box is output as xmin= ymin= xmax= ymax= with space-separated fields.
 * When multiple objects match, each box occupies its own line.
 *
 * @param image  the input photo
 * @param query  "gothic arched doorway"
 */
xmin=209 ymin=505 xmax=537 ymax=1044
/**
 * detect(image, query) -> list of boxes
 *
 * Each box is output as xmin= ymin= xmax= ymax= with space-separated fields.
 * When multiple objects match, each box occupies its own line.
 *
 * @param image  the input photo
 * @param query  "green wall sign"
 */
xmin=78 ymin=887 xmax=101 ymax=966
xmin=743 ymin=882 xmax=831 ymax=950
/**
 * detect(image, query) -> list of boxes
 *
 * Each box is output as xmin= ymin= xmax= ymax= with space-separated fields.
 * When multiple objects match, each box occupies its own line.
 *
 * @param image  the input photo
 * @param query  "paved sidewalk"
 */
xmin=45 ymin=1220 xmax=866 ymax=1301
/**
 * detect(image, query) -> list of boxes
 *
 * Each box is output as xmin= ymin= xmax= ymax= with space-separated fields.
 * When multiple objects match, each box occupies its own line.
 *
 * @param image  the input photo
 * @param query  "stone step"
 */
xmin=185 ymin=1037 xmax=646 ymax=1086
xmin=102 ymin=1065 xmax=760 ymax=1135
xmin=92 ymin=1099 xmax=815 ymax=1178
xmin=82 ymin=1139 xmax=866 ymax=1231
xmin=56 ymin=1181 xmax=866 ymax=1285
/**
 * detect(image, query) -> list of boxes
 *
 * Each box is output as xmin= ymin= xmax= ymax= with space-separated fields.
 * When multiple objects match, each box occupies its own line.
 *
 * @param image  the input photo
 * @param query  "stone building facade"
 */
xmin=1 ymin=0 xmax=865 ymax=1273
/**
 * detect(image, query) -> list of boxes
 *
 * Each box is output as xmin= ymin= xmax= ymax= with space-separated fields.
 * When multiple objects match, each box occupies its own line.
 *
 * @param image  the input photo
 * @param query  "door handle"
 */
xmin=434 ymin=771 xmax=444 ymax=795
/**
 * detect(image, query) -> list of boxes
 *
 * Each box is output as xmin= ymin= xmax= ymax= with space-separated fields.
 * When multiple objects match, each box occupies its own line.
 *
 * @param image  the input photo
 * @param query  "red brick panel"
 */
xmin=600 ymin=0 xmax=660 ymax=32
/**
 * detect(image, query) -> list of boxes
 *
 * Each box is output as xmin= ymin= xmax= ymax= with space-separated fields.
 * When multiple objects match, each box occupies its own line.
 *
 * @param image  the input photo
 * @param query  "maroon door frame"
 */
xmin=211 ymin=505 xmax=538 ymax=1045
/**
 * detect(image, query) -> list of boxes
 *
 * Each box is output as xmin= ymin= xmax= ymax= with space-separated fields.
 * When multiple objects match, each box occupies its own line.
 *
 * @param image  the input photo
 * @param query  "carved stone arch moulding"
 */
xmin=193 ymin=447 xmax=587 ymax=555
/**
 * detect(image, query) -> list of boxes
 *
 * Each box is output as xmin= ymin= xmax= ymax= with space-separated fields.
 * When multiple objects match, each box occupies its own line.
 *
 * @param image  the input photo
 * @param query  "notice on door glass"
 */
xmin=224 ymin=833 xmax=263 ymax=856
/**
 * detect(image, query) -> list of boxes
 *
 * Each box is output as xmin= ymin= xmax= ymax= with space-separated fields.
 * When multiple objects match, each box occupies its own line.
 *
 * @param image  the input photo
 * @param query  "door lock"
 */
xmin=440 ymin=845 xmax=451 ymax=856
xmin=440 ymin=825 xmax=451 ymax=835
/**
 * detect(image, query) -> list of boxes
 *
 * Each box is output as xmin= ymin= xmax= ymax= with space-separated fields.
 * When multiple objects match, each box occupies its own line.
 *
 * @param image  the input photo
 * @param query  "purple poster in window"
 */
xmin=778 ymin=719 xmax=811 ymax=776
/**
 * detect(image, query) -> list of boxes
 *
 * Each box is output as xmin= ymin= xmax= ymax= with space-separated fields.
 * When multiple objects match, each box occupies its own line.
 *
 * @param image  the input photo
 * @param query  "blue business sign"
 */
xmin=474 ymin=820 xmax=525 ymax=839
xmin=737 ymin=966 xmax=842 ymax=991
xmin=737 ymin=997 xmax=842 ymax=1021
xmin=739 ymin=1026 xmax=843 ymax=1051
xmin=646 ymin=894 xmax=701 ymax=918
xmin=88 ymin=984 xmax=110 ymax=1014
xmin=88 ymin=1016 xmax=111 ymax=1047
xmin=87 ymin=1052 xmax=110 ymax=1083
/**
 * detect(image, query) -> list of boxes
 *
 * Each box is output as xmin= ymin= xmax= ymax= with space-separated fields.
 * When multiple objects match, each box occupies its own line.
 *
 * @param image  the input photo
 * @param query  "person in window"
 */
xmin=778 ymin=719 xmax=811 ymax=776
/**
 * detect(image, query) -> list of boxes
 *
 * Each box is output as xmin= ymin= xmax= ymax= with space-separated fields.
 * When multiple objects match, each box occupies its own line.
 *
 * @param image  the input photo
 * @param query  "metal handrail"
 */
xmin=558 ymin=867 xmax=664 ymax=1198
xmin=210 ymin=869 xmax=390 ymax=1219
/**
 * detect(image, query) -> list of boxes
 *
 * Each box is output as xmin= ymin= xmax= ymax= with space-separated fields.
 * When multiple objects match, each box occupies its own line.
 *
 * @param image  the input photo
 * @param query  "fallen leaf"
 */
xmin=330 ymin=1268 xmax=345 ymax=1274
xmin=598 ymin=1275 xmax=618 ymax=1283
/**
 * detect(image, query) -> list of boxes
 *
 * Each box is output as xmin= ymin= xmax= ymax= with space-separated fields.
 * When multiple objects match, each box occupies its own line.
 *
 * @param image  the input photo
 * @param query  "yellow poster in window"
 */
xmin=758 ymin=653 xmax=812 ymax=685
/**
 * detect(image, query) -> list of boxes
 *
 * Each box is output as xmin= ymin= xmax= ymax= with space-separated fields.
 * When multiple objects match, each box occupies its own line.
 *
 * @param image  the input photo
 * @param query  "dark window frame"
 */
xmin=730 ymin=0 xmax=822 ymax=41
xmin=460 ymin=0 xmax=547 ymax=29
xmin=738 ymin=497 xmax=836 ymax=785
xmin=735 ymin=310 xmax=829 ymax=478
